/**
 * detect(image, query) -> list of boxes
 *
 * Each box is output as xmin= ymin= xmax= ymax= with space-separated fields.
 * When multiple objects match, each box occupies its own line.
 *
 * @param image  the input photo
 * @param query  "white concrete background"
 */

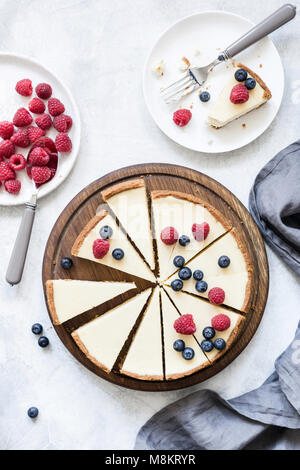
xmin=0 ymin=0 xmax=300 ymax=450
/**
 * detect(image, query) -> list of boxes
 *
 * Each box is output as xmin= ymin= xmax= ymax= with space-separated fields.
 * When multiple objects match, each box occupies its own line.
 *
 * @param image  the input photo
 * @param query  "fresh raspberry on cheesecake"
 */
xmin=161 ymin=226 xmax=179 ymax=245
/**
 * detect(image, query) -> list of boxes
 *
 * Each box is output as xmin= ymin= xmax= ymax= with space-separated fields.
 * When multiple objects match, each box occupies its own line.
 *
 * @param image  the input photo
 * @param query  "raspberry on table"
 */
xmin=173 ymin=109 xmax=192 ymax=127
xmin=0 ymin=161 xmax=15 ymax=181
xmin=4 ymin=179 xmax=21 ymax=194
xmin=15 ymin=79 xmax=33 ymax=97
xmin=192 ymin=222 xmax=210 ymax=241
xmin=28 ymin=97 xmax=46 ymax=114
xmin=9 ymin=154 xmax=26 ymax=171
xmin=35 ymin=114 xmax=52 ymax=130
xmin=28 ymin=147 xmax=50 ymax=166
xmin=48 ymin=98 xmax=65 ymax=116
xmin=230 ymin=84 xmax=249 ymax=104
xmin=53 ymin=114 xmax=72 ymax=132
xmin=208 ymin=287 xmax=225 ymax=305
xmin=161 ymin=226 xmax=179 ymax=245
xmin=211 ymin=314 xmax=231 ymax=331
xmin=13 ymin=108 xmax=33 ymax=127
xmin=31 ymin=165 xmax=52 ymax=184
xmin=27 ymin=126 xmax=46 ymax=143
xmin=173 ymin=314 xmax=196 ymax=335
xmin=55 ymin=132 xmax=72 ymax=152
xmin=0 ymin=121 xmax=14 ymax=140
xmin=0 ymin=140 xmax=15 ymax=160
xmin=92 ymin=239 xmax=110 ymax=259
xmin=35 ymin=83 xmax=52 ymax=100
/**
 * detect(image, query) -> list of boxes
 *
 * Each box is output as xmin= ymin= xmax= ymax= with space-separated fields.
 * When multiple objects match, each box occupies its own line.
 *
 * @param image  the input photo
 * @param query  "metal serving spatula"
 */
xmin=161 ymin=4 xmax=296 ymax=104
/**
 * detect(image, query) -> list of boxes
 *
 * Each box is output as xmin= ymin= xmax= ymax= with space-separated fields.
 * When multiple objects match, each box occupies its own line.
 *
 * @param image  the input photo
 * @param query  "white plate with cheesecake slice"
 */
xmin=143 ymin=10 xmax=284 ymax=153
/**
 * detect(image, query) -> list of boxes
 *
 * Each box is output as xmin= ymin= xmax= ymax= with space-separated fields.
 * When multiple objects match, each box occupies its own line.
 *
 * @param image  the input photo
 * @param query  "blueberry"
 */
xmin=178 ymin=267 xmax=192 ymax=280
xmin=234 ymin=68 xmax=247 ymax=82
xmin=173 ymin=339 xmax=185 ymax=352
xmin=38 ymin=336 xmax=49 ymax=348
xmin=218 ymin=256 xmax=230 ymax=268
xmin=112 ymin=248 xmax=124 ymax=260
xmin=179 ymin=235 xmax=190 ymax=247
xmin=214 ymin=338 xmax=226 ymax=350
xmin=100 ymin=225 xmax=113 ymax=239
xmin=182 ymin=347 xmax=195 ymax=360
xmin=171 ymin=279 xmax=183 ymax=291
xmin=203 ymin=327 xmax=215 ymax=340
xmin=195 ymin=280 xmax=208 ymax=292
xmin=245 ymin=77 xmax=256 ymax=90
xmin=218 ymin=54 xmax=225 ymax=62
xmin=173 ymin=256 xmax=185 ymax=268
xmin=32 ymin=323 xmax=43 ymax=335
xmin=201 ymin=339 xmax=214 ymax=352
xmin=60 ymin=257 xmax=73 ymax=270
xmin=27 ymin=407 xmax=39 ymax=419
xmin=199 ymin=91 xmax=210 ymax=102
xmin=193 ymin=270 xmax=203 ymax=281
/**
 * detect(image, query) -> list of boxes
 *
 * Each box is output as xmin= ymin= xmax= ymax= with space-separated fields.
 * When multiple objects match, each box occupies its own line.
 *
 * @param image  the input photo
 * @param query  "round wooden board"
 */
xmin=42 ymin=163 xmax=269 ymax=391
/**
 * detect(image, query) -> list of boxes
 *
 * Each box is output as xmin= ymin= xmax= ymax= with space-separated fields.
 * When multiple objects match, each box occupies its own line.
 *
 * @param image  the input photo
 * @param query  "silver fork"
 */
xmin=161 ymin=4 xmax=296 ymax=104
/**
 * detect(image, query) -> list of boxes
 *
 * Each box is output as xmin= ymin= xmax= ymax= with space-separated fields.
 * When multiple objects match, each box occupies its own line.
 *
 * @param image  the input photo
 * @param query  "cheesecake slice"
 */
xmin=207 ymin=63 xmax=272 ymax=128
xmin=102 ymin=179 xmax=155 ymax=271
xmin=151 ymin=190 xmax=231 ymax=281
xmin=72 ymin=288 xmax=152 ymax=374
xmin=165 ymin=287 xmax=244 ymax=363
xmin=72 ymin=210 xmax=155 ymax=282
xmin=161 ymin=289 xmax=210 ymax=380
xmin=46 ymin=279 xmax=136 ymax=324
xmin=121 ymin=287 xmax=163 ymax=380
xmin=164 ymin=229 xmax=253 ymax=313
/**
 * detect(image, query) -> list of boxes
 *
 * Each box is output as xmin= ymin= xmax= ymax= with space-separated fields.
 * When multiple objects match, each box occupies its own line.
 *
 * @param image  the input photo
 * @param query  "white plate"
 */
xmin=143 ymin=11 xmax=284 ymax=153
xmin=0 ymin=53 xmax=81 ymax=206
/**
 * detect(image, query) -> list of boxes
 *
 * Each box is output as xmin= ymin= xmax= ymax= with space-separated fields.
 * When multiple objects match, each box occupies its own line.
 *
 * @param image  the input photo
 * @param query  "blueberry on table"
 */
xmin=200 ymin=339 xmax=214 ymax=352
xmin=60 ymin=257 xmax=73 ymax=270
xmin=112 ymin=248 xmax=124 ymax=260
xmin=218 ymin=255 xmax=230 ymax=268
xmin=203 ymin=327 xmax=215 ymax=340
xmin=234 ymin=68 xmax=247 ymax=82
xmin=199 ymin=91 xmax=210 ymax=102
xmin=179 ymin=235 xmax=190 ymax=247
xmin=195 ymin=280 xmax=208 ymax=292
xmin=38 ymin=336 xmax=49 ymax=348
xmin=171 ymin=279 xmax=183 ymax=291
xmin=31 ymin=323 xmax=43 ymax=335
xmin=214 ymin=338 xmax=226 ymax=350
xmin=173 ymin=339 xmax=185 ymax=352
xmin=178 ymin=267 xmax=192 ymax=280
xmin=193 ymin=269 xmax=203 ymax=281
xmin=100 ymin=225 xmax=113 ymax=239
xmin=245 ymin=78 xmax=256 ymax=90
xmin=182 ymin=347 xmax=195 ymax=360
xmin=173 ymin=255 xmax=185 ymax=268
xmin=27 ymin=407 xmax=39 ymax=418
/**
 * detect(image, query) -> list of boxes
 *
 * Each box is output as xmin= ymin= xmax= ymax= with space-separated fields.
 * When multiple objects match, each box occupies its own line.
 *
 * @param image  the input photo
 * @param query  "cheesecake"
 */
xmin=46 ymin=279 xmax=136 ymax=324
xmin=151 ymin=190 xmax=231 ymax=281
xmin=121 ymin=288 xmax=163 ymax=380
xmin=72 ymin=288 xmax=152 ymax=374
xmin=102 ymin=179 xmax=155 ymax=272
xmin=165 ymin=229 xmax=253 ymax=312
xmin=71 ymin=210 xmax=155 ymax=282
xmin=207 ymin=63 xmax=272 ymax=128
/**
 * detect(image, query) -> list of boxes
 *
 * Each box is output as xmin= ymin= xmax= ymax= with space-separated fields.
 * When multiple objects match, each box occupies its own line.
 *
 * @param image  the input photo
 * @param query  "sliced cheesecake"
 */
xmin=164 ymin=229 xmax=253 ymax=312
xmin=72 ymin=288 xmax=152 ymax=374
xmin=161 ymin=289 xmax=210 ymax=380
xmin=207 ymin=63 xmax=272 ymax=128
xmin=151 ymin=190 xmax=231 ymax=281
xmin=121 ymin=287 xmax=163 ymax=380
xmin=102 ymin=179 xmax=155 ymax=272
xmin=46 ymin=279 xmax=136 ymax=324
xmin=165 ymin=287 xmax=244 ymax=363
xmin=71 ymin=210 xmax=155 ymax=282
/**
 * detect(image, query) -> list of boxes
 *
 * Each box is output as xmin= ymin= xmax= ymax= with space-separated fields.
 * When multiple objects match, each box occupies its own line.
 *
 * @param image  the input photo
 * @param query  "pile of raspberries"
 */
xmin=0 ymin=78 xmax=73 ymax=195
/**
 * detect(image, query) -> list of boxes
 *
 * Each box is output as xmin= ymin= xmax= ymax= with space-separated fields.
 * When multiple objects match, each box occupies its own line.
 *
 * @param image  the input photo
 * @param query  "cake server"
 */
xmin=161 ymin=3 xmax=296 ymax=104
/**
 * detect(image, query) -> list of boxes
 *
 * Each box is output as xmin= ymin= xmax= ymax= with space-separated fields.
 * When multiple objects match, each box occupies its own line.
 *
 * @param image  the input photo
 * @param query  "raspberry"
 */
xmin=35 ymin=83 xmax=52 ymax=100
xmin=161 ymin=226 xmax=179 ymax=245
xmin=92 ymin=239 xmax=110 ymax=259
xmin=4 ymin=179 xmax=21 ymax=194
xmin=35 ymin=114 xmax=52 ymax=130
xmin=211 ymin=314 xmax=231 ymax=331
xmin=0 ymin=121 xmax=14 ymax=140
xmin=173 ymin=109 xmax=192 ymax=127
xmin=230 ymin=84 xmax=249 ymax=104
xmin=13 ymin=108 xmax=33 ymax=127
xmin=31 ymin=165 xmax=52 ymax=184
xmin=0 ymin=140 xmax=15 ymax=160
xmin=28 ymin=147 xmax=49 ymax=166
xmin=208 ymin=287 xmax=225 ymax=305
xmin=10 ymin=129 xmax=30 ymax=148
xmin=27 ymin=126 xmax=46 ymax=143
xmin=192 ymin=222 xmax=210 ymax=242
xmin=53 ymin=114 xmax=72 ymax=132
xmin=48 ymin=98 xmax=65 ymax=116
xmin=9 ymin=154 xmax=26 ymax=171
xmin=55 ymin=133 xmax=72 ymax=152
xmin=31 ymin=136 xmax=57 ymax=154
xmin=0 ymin=161 xmax=15 ymax=181
xmin=15 ymin=79 xmax=33 ymax=97
xmin=28 ymin=97 xmax=46 ymax=114
xmin=174 ymin=314 xmax=196 ymax=335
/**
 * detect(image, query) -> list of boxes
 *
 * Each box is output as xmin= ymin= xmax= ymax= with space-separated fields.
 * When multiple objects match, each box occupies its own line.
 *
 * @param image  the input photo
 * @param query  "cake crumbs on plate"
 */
xmin=242 ymin=123 xmax=246 ymax=128
xmin=259 ymin=64 xmax=263 ymax=68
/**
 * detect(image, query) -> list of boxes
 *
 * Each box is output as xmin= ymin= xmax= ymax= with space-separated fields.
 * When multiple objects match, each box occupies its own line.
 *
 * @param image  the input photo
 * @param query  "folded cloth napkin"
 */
xmin=135 ymin=321 xmax=300 ymax=450
xmin=249 ymin=140 xmax=300 ymax=276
